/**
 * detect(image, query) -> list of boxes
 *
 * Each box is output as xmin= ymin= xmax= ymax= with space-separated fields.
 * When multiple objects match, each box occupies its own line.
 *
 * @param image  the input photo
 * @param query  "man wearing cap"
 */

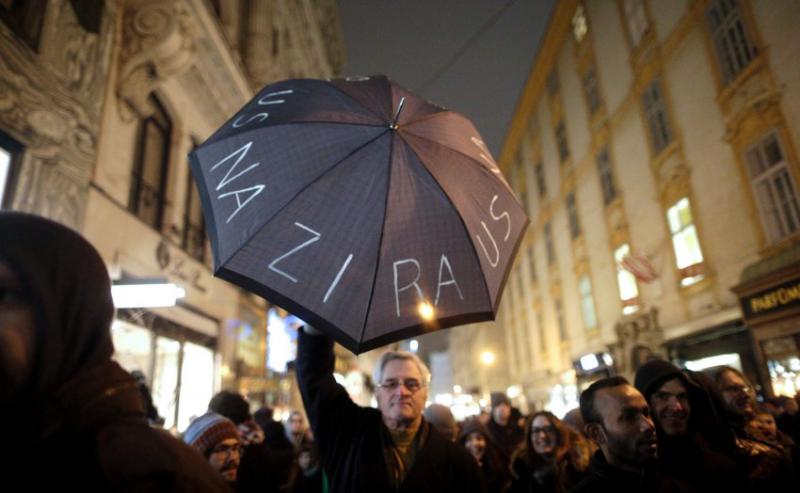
xmin=184 ymin=412 xmax=243 ymax=485
xmin=486 ymin=391 xmax=524 ymax=461
xmin=634 ymin=359 xmax=744 ymax=492
xmin=296 ymin=325 xmax=484 ymax=493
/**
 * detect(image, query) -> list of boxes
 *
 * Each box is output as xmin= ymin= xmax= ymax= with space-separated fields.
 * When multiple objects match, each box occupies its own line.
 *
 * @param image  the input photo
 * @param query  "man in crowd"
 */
xmin=423 ymin=403 xmax=459 ymax=442
xmin=296 ymin=325 xmax=484 ymax=492
xmin=184 ymin=411 xmax=243 ymax=486
xmin=286 ymin=410 xmax=310 ymax=451
xmin=1 ymin=212 xmax=228 ymax=490
xmin=571 ymin=376 xmax=692 ymax=492
xmin=709 ymin=366 xmax=797 ymax=489
xmin=634 ymin=359 xmax=743 ymax=491
xmin=486 ymin=391 xmax=524 ymax=460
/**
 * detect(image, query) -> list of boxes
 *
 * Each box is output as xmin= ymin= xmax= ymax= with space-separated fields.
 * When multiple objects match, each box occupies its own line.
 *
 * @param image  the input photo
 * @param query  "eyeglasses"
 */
xmin=210 ymin=442 xmax=242 ymax=457
xmin=377 ymin=378 xmax=424 ymax=393
xmin=531 ymin=426 xmax=557 ymax=436
xmin=722 ymin=385 xmax=751 ymax=394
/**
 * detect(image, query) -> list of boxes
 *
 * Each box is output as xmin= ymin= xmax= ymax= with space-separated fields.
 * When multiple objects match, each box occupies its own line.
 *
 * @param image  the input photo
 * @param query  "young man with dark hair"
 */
xmin=571 ymin=377 xmax=692 ymax=492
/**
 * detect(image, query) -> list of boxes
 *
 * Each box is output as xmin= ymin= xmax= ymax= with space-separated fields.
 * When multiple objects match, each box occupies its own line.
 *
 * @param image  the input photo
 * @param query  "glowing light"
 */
xmin=453 ymin=384 xmax=463 ymax=394
xmin=111 ymin=283 xmax=186 ymax=308
xmin=409 ymin=339 xmax=419 ymax=352
xmin=507 ymin=385 xmax=522 ymax=399
xmin=684 ymin=353 xmax=741 ymax=372
xmin=418 ymin=301 xmax=435 ymax=320
xmin=580 ymin=354 xmax=600 ymax=371
xmin=481 ymin=350 xmax=495 ymax=366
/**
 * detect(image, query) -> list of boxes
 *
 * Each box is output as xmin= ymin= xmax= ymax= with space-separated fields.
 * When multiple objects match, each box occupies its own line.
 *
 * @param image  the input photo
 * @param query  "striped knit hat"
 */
xmin=183 ymin=412 xmax=240 ymax=455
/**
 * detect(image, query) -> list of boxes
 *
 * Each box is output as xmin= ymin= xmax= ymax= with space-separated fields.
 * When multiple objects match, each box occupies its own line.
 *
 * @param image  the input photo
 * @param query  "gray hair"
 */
xmin=372 ymin=350 xmax=431 ymax=387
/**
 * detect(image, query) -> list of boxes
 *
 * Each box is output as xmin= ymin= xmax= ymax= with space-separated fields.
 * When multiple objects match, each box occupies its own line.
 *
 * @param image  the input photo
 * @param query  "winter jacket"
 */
xmin=0 ymin=212 xmax=229 ymax=491
xmin=296 ymin=329 xmax=485 ymax=493
xmin=568 ymin=451 xmax=695 ymax=493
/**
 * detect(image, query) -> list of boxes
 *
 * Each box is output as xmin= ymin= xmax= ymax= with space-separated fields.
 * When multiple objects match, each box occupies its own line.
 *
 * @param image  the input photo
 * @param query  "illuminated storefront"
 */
xmin=734 ymin=250 xmax=800 ymax=398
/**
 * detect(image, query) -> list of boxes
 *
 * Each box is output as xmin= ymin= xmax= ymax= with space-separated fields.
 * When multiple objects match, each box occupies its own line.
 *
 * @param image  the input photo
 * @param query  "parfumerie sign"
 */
xmin=740 ymin=275 xmax=800 ymax=321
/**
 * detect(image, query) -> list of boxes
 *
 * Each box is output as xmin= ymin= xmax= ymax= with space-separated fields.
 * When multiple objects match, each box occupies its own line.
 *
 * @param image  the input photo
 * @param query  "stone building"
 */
xmin=450 ymin=0 xmax=800 ymax=413
xmin=0 ymin=0 xmax=344 ymax=430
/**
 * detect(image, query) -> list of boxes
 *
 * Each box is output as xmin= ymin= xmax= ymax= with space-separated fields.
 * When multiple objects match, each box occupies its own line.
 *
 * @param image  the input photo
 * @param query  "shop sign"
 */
xmin=741 ymin=276 xmax=800 ymax=321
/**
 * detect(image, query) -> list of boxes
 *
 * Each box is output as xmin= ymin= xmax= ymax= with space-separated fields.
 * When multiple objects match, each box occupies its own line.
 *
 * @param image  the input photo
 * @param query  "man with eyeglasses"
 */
xmin=634 ymin=359 xmax=743 ymax=492
xmin=296 ymin=325 xmax=485 ymax=492
xmin=183 ymin=411 xmax=243 ymax=486
xmin=707 ymin=365 xmax=797 ymax=490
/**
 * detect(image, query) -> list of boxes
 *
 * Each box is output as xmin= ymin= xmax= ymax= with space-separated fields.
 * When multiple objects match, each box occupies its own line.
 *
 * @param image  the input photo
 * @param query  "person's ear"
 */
xmin=586 ymin=422 xmax=606 ymax=445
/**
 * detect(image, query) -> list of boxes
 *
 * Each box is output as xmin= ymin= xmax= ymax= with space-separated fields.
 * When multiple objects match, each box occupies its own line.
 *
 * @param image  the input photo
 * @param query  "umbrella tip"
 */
xmin=390 ymin=97 xmax=406 ymax=130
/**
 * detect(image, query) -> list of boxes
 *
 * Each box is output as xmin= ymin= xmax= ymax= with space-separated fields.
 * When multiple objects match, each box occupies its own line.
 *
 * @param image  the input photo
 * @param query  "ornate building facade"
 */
xmin=451 ymin=0 xmax=800 ymax=413
xmin=0 ymin=0 xmax=344 ymax=430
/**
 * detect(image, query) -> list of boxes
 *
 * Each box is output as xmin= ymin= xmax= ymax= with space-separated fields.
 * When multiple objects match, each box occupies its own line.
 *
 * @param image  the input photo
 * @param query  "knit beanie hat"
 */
xmin=458 ymin=418 xmax=490 ymax=444
xmin=490 ymin=392 xmax=510 ymax=408
xmin=183 ymin=412 xmax=240 ymax=455
xmin=634 ymin=359 xmax=683 ymax=400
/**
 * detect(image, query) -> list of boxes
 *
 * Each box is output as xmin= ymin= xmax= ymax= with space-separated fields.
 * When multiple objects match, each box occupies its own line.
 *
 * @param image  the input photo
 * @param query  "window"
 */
xmin=535 ymin=162 xmax=547 ymax=198
xmin=0 ymin=0 xmax=47 ymax=50
xmin=667 ymin=198 xmax=705 ymax=287
xmin=642 ymin=80 xmax=672 ymax=154
xmin=614 ymin=244 xmax=640 ymax=314
xmin=571 ymin=4 xmax=588 ymax=43
xmin=556 ymin=122 xmax=570 ymax=163
xmin=183 ymin=163 xmax=207 ymax=262
xmin=582 ymin=66 xmax=602 ymax=115
xmin=578 ymin=275 xmax=598 ymax=330
xmin=547 ymin=70 xmax=559 ymax=99
xmin=597 ymin=147 xmax=617 ymax=205
xmin=130 ymin=95 xmax=172 ymax=230
xmin=566 ymin=192 xmax=581 ymax=239
xmin=745 ymin=132 xmax=800 ymax=244
xmin=623 ymin=0 xmax=649 ymax=48
xmin=706 ymin=0 xmax=758 ymax=85
xmin=0 ymin=131 xmax=22 ymax=208
xmin=544 ymin=222 xmax=555 ymax=265
xmin=555 ymin=299 xmax=567 ymax=342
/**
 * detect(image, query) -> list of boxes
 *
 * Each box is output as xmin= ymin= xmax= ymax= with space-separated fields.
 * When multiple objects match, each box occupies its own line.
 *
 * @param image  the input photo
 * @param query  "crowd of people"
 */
xmin=3 ymin=211 xmax=800 ymax=492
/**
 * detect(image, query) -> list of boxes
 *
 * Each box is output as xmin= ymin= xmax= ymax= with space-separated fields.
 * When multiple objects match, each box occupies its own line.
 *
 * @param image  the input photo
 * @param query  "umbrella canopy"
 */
xmin=189 ymin=75 xmax=528 ymax=354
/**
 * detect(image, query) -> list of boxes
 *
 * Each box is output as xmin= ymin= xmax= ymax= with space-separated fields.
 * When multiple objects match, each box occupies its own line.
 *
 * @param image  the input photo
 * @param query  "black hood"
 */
xmin=0 ymin=212 xmax=114 ymax=404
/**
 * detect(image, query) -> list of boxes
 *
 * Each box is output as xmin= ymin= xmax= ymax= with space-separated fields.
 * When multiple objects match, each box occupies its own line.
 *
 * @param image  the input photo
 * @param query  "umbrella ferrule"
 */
xmin=390 ymin=97 xmax=406 ymax=130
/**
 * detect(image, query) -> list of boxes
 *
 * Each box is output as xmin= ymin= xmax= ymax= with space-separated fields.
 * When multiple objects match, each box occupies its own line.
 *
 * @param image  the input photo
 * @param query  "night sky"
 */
xmin=338 ymin=0 xmax=556 ymax=157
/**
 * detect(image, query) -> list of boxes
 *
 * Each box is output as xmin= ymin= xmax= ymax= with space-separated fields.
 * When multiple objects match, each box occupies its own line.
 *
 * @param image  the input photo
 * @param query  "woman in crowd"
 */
xmin=459 ymin=418 xmax=512 ymax=493
xmin=509 ymin=411 xmax=592 ymax=493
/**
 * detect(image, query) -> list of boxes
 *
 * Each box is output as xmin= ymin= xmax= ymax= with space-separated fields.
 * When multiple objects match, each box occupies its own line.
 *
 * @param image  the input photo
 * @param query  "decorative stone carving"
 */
xmin=118 ymin=0 xmax=196 ymax=120
xmin=608 ymin=307 xmax=664 ymax=379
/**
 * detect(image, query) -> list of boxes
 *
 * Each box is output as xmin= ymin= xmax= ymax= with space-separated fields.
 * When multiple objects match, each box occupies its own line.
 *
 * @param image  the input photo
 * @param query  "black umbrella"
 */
xmin=189 ymin=75 xmax=528 ymax=354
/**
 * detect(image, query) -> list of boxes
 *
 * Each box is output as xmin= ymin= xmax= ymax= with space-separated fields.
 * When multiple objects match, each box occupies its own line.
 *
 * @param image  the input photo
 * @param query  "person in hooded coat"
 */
xmin=0 ymin=212 xmax=229 ymax=491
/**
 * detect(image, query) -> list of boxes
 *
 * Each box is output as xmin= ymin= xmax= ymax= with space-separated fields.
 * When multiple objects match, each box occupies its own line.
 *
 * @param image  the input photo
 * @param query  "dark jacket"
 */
xmin=296 ymin=329 xmax=485 ymax=493
xmin=487 ymin=417 xmax=525 ymax=461
xmin=568 ymin=451 xmax=695 ymax=493
xmin=0 ymin=212 xmax=229 ymax=491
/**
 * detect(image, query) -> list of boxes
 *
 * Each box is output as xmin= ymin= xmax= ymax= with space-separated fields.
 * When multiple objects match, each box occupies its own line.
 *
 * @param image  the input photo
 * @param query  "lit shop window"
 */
xmin=578 ymin=275 xmax=598 ymax=330
xmin=572 ymin=4 xmax=588 ymax=43
xmin=0 ymin=131 xmax=22 ymax=209
xmin=667 ymin=198 xmax=705 ymax=287
xmin=614 ymin=244 xmax=640 ymax=314
xmin=745 ymin=131 xmax=800 ymax=244
xmin=623 ymin=0 xmax=649 ymax=48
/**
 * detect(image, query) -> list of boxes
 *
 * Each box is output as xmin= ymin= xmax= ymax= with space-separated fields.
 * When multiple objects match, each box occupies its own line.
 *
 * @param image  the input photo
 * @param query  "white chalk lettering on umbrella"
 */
xmin=268 ymin=222 xmax=321 ymax=283
xmin=475 ymin=195 xmax=511 ymax=267
xmin=434 ymin=254 xmax=464 ymax=306
xmin=394 ymin=259 xmax=423 ymax=317
xmin=210 ymin=141 xmax=264 ymax=223
xmin=189 ymin=75 xmax=529 ymax=353
xmin=231 ymin=89 xmax=294 ymax=129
